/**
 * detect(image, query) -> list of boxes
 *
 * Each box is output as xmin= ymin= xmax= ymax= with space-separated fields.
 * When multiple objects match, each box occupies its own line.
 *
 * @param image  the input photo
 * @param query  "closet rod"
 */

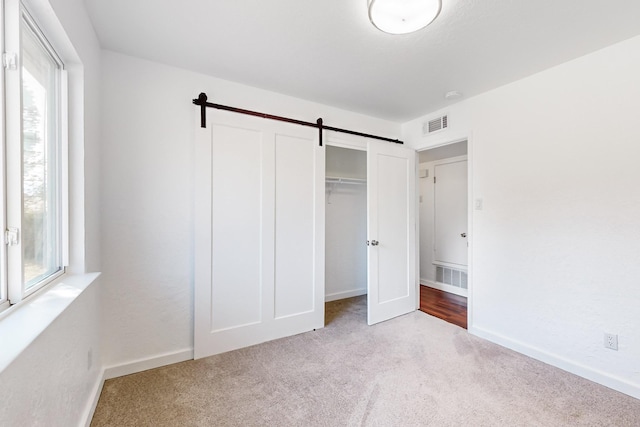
xmin=192 ymin=92 xmax=403 ymax=146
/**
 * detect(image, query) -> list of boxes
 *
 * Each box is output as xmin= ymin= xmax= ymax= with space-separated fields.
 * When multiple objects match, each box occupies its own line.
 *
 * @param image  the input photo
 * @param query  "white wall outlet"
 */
xmin=474 ymin=198 xmax=483 ymax=210
xmin=604 ymin=333 xmax=618 ymax=350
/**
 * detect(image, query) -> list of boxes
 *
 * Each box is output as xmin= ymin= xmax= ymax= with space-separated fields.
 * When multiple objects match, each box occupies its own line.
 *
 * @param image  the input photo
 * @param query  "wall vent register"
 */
xmin=436 ymin=265 xmax=467 ymax=289
xmin=424 ymin=115 xmax=448 ymax=135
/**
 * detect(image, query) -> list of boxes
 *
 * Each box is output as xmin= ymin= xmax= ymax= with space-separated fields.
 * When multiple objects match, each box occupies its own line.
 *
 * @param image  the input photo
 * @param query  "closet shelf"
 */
xmin=325 ymin=176 xmax=366 ymax=204
xmin=325 ymin=176 xmax=366 ymax=185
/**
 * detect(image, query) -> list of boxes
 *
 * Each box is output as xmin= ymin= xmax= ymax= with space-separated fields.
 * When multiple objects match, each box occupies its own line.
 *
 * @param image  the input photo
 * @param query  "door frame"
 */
xmin=324 ymin=136 xmax=368 ymax=304
xmin=325 ymin=133 xmax=417 ymax=325
xmin=325 ymin=134 xmax=368 ymax=152
xmin=414 ymin=136 xmax=473 ymax=329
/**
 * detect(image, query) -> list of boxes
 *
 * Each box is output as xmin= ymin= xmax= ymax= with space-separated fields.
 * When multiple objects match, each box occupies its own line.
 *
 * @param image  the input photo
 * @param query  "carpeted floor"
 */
xmin=91 ymin=296 xmax=640 ymax=426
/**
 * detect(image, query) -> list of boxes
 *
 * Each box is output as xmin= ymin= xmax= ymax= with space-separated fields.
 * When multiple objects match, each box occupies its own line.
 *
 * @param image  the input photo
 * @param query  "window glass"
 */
xmin=0 ymin=2 xmax=67 ymax=311
xmin=21 ymin=17 xmax=62 ymax=290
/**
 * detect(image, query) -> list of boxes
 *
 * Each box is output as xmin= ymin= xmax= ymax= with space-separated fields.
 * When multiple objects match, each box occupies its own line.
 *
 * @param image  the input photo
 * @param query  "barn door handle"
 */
xmin=460 ymin=233 xmax=467 ymax=238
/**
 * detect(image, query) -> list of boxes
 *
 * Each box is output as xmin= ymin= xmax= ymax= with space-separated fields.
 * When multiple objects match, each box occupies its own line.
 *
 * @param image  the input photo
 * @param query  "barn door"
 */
xmin=367 ymin=141 xmax=416 ymax=325
xmin=194 ymin=109 xmax=324 ymax=358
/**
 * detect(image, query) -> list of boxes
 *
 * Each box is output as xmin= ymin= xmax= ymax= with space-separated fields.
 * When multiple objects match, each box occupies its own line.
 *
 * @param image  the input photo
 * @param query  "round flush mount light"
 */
xmin=368 ymin=0 xmax=442 ymax=35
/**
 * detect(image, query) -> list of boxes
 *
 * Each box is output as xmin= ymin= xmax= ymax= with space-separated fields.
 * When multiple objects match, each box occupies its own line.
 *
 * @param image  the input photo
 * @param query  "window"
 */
xmin=1 ymin=1 xmax=67 ymax=312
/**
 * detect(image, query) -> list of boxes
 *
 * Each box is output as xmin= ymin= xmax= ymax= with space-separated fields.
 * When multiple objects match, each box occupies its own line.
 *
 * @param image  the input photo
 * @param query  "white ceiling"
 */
xmin=84 ymin=0 xmax=640 ymax=122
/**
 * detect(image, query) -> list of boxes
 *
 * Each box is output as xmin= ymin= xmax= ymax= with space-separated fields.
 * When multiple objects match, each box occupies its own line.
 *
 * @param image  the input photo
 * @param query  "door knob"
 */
xmin=460 ymin=233 xmax=467 ymax=238
xmin=371 ymin=240 xmax=379 ymax=246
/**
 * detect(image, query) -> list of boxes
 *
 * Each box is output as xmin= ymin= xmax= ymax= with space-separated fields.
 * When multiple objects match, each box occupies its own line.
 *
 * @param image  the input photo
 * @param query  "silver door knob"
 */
xmin=460 ymin=233 xmax=467 ymax=238
xmin=371 ymin=240 xmax=379 ymax=246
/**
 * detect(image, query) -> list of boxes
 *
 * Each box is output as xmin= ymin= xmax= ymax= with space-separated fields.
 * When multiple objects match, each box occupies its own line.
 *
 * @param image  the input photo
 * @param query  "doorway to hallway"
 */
xmin=418 ymin=140 xmax=469 ymax=328
xmin=419 ymin=285 xmax=467 ymax=329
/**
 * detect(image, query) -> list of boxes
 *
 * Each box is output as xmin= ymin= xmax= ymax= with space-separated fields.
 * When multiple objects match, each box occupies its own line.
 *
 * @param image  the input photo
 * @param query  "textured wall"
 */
xmin=99 ymin=51 xmax=399 ymax=369
xmin=0 ymin=0 xmax=103 ymax=425
xmin=404 ymin=35 xmax=640 ymax=398
xmin=0 ymin=282 xmax=101 ymax=426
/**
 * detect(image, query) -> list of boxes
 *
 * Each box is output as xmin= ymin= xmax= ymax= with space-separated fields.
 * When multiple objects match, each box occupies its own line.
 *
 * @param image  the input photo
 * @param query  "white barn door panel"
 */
xmin=274 ymin=134 xmax=318 ymax=318
xmin=367 ymin=141 xmax=416 ymax=325
xmin=195 ymin=110 xmax=324 ymax=359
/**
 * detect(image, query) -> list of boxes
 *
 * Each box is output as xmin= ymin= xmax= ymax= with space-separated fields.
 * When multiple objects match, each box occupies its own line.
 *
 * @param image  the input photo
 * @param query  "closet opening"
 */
xmin=325 ymin=145 xmax=368 ymax=324
xmin=418 ymin=140 xmax=468 ymax=329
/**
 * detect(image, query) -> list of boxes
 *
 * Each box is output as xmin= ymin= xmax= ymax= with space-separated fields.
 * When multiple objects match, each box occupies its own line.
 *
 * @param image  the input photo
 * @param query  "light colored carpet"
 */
xmin=91 ymin=296 xmax=640 ymax=426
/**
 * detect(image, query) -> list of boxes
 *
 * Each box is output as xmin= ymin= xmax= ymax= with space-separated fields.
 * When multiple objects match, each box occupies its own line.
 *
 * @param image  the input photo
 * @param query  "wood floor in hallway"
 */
xmin=419 ymin=285 xmax=467 ymax=329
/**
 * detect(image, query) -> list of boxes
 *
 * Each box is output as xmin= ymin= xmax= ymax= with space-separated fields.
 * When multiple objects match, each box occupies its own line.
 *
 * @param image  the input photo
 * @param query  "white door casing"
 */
xmin=367 ymin=141 xmax=417 ymax=325
xmin=194 ymin=110 xmax=324 ymax=358
xmin=434 ymin=159 xmax=468 ymax=267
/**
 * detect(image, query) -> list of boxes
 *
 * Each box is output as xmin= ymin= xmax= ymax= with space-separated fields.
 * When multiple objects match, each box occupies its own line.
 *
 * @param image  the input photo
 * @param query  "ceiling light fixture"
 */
xmin=368 ymin=0 xmax=442 ymax=35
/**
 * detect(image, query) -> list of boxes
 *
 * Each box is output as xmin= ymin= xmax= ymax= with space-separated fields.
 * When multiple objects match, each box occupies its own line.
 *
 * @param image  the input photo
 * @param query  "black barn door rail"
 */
xmin=193 ymin=92 xmax=403 ymax=147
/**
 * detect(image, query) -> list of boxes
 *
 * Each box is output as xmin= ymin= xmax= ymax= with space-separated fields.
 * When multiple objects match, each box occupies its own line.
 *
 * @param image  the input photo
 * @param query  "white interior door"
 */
xmin=434 ymin=159 xmax=468 ymax=267
xmin=194 ymin=109 xmax=324 ymax=358
xmin=367 ymin=141 xmax=416 ymax=325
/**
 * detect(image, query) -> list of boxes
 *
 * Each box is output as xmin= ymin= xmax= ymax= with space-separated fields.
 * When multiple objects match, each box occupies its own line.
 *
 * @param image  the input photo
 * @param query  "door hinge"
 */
xmin=5 ymin=228 xmax=19 ymax=246
xmin=434 ymin=176 xmax=436 ymax=184
xmin=3 ymin=52 xmax=17 ymax=70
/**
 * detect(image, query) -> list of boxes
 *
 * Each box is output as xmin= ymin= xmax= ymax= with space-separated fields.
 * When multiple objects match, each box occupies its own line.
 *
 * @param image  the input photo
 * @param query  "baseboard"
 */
xmin=325 ymin=288 xmax=367 ymax=302
xmin=421 ymin=280 xmax=468 ymax=298
xmin=469 ymin=325 xmax=640 ymax=400
xmin=82 ymin=369 xmax=105 ymax=427
xmin=82 ymin=348 xmax=194 ymax=426
xmin=103 ymin=348 xmax=194 ymax=380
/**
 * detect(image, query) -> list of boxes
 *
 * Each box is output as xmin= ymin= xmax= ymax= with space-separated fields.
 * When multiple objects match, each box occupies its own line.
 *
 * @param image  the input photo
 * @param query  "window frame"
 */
xmin=0 ymin=0 xmax=8 ymax=312
xmin=1 ymin=0 xmax=69 ymax=311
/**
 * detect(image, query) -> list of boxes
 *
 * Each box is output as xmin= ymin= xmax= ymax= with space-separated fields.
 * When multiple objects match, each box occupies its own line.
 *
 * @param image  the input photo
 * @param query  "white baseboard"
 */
xmin=469 ymin=325 xmax=640 ymax=400
xmin=103 ymin=348 xmax=194 ymax=380
xmin=421 ymin=280 xmax=468 ymax=298
xmin=83 ymin=348 xmax=194 ymax=426
xmin=82 ymin=370 xmax=105 ymax=427
xmin=325 ymin=288 xmax=367 ymax=302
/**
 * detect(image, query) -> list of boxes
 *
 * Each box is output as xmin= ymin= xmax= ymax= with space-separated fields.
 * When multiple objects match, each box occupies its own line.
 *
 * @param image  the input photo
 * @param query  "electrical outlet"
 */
xmin=604 ymin=333 xmax=618 ymax=351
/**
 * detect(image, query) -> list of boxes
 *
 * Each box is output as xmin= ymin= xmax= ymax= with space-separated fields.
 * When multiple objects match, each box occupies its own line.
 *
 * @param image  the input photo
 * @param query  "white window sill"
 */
xmin=0 ymin=272 xmax=101 ymax=373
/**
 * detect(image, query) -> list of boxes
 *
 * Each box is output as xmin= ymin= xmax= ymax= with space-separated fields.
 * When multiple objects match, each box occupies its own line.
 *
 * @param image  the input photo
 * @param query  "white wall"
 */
xmin=404 ymin=35 xmax=640 ymax=398
xmin=0 ymin=283 xmax=101 ymax=426
xmin=48 ymin=0 xmax=102 ymax=273
xmin=326 ymin=145 xmax=367 ymax=179
xmin=0 ymin=0 xmax=103 ymax=425
xmin=418 ymin=163 xmax=435 ymax=284
xmin=325 ymin=146 xmax=367 ymax=301
xmin=100 ymin=50 xmax=400 ymax=370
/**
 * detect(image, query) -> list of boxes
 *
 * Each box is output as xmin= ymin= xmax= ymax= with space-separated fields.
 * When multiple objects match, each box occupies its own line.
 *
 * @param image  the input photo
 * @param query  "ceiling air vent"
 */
xmin=423 ymin=114 xmax=448 ymax=135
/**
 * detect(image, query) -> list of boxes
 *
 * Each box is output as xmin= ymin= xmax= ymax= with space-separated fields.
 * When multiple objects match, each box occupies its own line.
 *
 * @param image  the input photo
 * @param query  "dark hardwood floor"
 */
xmin=419 ymin=285 xmax=467 ymax=329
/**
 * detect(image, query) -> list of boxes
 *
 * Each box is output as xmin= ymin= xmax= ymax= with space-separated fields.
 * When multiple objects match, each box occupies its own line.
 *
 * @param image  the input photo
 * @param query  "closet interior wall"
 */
xmin=325 ymin=146 xmax=367 ymax=302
